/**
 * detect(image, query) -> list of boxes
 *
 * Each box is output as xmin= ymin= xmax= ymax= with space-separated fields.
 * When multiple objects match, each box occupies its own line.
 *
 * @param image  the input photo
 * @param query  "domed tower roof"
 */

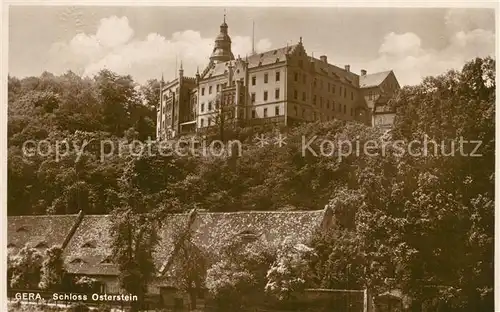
xmin=210 ymin=14 xmax=235 ymax=63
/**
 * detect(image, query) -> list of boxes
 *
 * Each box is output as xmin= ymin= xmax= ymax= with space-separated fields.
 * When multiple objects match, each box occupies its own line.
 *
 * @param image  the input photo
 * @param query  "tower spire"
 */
xmin=210 ymin=10 xmax=235 ymax=63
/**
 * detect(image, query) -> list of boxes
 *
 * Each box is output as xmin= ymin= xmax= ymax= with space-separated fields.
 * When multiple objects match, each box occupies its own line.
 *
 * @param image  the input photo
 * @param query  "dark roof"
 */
xmin=63 ymin=215 xmax=119 ymax=276
xmin=191 ymin=210 xmax=326 ymax=258
xmin=309 ymin=57 xmax=360 ymax=86
xmin=8 ymin=208 xmax=331 ymax=281
xmin=359 ymin=70 xmax=392 ymax=88
xmin=8 ymin=214 xmax=80 ymax=256
xmin=154 ymin=214 xmax=191 ymax=275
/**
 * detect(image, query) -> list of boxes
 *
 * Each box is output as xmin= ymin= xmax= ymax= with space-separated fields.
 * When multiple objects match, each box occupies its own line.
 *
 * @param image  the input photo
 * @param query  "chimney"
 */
xmin=361 ymin=69 xmax=367 ymax=76
xmin=320 ymin=55 xmax=328 ymax=63
xmin=344 ymin=65 xmax=350 ymax=72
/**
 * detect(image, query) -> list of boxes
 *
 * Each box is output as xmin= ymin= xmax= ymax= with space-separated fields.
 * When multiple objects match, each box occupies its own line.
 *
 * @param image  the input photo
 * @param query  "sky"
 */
xmin=8 ymin=6 xmax=496 ymax=86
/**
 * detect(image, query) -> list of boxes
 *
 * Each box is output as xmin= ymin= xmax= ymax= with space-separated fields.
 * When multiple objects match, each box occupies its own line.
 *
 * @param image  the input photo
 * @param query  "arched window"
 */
xmin=16 ymin=226 xmax=28 ymax=233
xmin=82 ymin=242 xmax=96 ymax=248
xmin=70 ymin=258 xmax=86 ymax=264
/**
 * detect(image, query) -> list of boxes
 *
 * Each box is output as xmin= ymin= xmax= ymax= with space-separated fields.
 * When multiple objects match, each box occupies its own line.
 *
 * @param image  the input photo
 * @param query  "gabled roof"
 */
xmin=8 ymin=213 xmax=81 ymax=256
xmin=63 ymin=215 xmax=119 ymax=276
xmin=359 ymin=70 xmax=392 ymax=88
xmin=203 ymin=61 xmax=236 ymax=78
xmin=246 ymin=44 xmax=298 ymax=68
xmin=8 ymin=208 xmax=332 ymax=281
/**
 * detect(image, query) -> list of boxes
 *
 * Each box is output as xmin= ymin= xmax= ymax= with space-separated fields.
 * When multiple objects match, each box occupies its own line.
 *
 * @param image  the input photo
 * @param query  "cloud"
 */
xmin=362 ymin=9 xmax=495 ymax=86
xmin=46 ymin=15 xmax=273 ymax=84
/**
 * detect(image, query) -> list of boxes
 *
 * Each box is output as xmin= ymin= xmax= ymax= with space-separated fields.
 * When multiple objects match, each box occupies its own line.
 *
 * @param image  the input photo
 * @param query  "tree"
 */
xmin=171 ymin=232 xmax=207 ymax=310
xmin=206 ymin=237 xmax=275 ymax=311
xmin=265 ymin=238 xmax=315 ymax=301
xmin=110 ymin=208 xmax=158 ymax=312
xmin=10 ymin=246 xmax=43 ymax=289
xmin=39 ymin=246 xmax=65 ymax=290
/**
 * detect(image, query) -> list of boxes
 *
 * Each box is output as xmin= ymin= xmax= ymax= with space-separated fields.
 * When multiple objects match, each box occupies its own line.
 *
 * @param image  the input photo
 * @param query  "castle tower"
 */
xmin=210 ymin=14 xmax=235 ymax=63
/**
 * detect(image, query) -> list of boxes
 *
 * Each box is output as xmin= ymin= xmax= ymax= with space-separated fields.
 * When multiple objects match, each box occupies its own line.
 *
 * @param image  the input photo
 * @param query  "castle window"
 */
xmin=252 ymin=110 xmax=256 ymax=118
xmin=313 ymin=95 xmax=317 ymax=105
xmin=313 ymin=78 xmax=317 ymax=88
xmin=343 ymin=105 xmax=347 ymax=114
xmin=294 ymin=72 xmax=298 ymax=82
xmin=252 ymin=76 xmax=256 ymax=86
xmin=368 ymin=91 xmax=373 ymax=100
xmin=302 ymin=108 xmax=306 ymax=117
xmin=209 ymin=86 xmax=212 ymax=94
xmin=328 ymin=83 xmax=331 ymax=92
xmin=264 ymin=108 xmax=268 ymax=118
xmin=275 ymin=106 xmax=280 ymax=116
xmin=333 ymin=84 xmax=336 ymax=94
xmin=251 ymin=93 xmax=256 ymax=103
xmin=216 ymin=84 xmax=220 ymax=92
xmin=208 ymin=102 xmax=212 ymax=111
xmin=275 ymin=88 xmax=280 ymax=100
xmin=298 ymin=60 xmax=303 ymax=68
xmin=208 ymin=118 xmax=212 ymax=126
xmin=344 ymin=88 xmax=347 ymax=98
xmin=200 ymin=118 xmax=204 ymax=127
xmin=201 ymin=103 xmax=205 ymax=112
xmin=302 ymin=92 xmax=306 ymax=102
xmin=264 ymin=73 xmax=268 ymax=84
xmin=351 ymin=92 xmax=354 ymax=101
xmin=303 ymin=74 xmax=306 ymax=84
xmin=276 ymin=71 xmax=280 ymax=82
xmin=294 ymin=106 xmax=298 ymax=116
xmin=320 ymin=97 xmax=323 ymax=108
xmin=338 ymin=103 xmax=341 ymax=111
xmin=327 ymin=100 xmax=330 ymax=109
xmin=294 ymin=90 xmax=298 ymax=100
xmin=263 ymin=91 xmax=268 ymax=101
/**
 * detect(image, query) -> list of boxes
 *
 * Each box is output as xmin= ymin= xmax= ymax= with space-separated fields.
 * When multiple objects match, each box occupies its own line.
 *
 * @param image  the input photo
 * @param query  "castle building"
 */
xmin=156 ymin=17 xmax=400 ymax=139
